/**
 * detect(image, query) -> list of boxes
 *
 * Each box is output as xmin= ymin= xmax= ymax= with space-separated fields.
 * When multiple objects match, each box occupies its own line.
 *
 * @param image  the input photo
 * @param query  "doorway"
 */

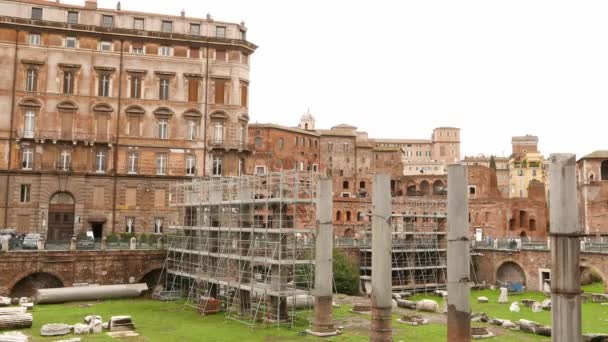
xmin=48 ymin=192 xmax=75 ymax=241
xmin=92 ymin=223 xmax=103 ymax=240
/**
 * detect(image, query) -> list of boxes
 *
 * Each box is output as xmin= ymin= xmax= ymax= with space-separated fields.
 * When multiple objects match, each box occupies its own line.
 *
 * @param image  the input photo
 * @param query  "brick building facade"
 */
xmin=577 ymin=151 xmax=608 ymax=235
xmin=0 ymin=0 xmax=255 ymax=239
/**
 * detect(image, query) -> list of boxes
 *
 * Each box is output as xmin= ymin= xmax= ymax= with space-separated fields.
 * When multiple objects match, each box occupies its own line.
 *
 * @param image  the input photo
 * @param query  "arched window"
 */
xmin=602 ymin=161 xmax=608 ymax=181
xmin=343 ymin=181 xmax=349 ymax=190
xmin=336 ymin=211 xmax=342 ymax=221
xmin=346 ymin=211 xmax=352 ymax=221
xmin=357 ymin=212 xmax=363 ymax=222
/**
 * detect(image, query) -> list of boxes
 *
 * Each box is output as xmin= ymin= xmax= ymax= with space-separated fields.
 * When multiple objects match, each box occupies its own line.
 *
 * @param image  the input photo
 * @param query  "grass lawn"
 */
xmin=582 ymin=281 xmax=606 ymax=294
xmin=13 ymin=289 xmax=608 ymax=341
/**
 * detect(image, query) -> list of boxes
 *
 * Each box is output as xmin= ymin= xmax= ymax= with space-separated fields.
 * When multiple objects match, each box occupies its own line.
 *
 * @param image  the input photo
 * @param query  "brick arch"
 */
xmin=580 ymin=263 xmax=608 ymax=293
xmin=496 ymin=259 xmax=528 ymax=286
xmin=138 ymin=266 xmax=164 ymax=291
xmin=9 ymin=270 xmax=67 ymax=297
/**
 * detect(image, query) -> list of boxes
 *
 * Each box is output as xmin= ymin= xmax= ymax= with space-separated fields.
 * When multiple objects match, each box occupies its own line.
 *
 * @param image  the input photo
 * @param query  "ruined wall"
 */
xmin=0 ymin=249 xmax=165 ymax=296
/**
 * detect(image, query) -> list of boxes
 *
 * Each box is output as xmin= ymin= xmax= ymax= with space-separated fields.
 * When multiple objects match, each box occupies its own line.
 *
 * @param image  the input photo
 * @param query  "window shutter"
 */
xmin=188 ymin=80 xmax=199 ymax=102
xmin=97 ymin=115 xmax=108 ymax=140
xmin=61 ymin=112 xmax=73 ymax=139
xmin=129 ymin=116 xmax=140 ymax=136
xmin=214 ymin=80 xmax=225 ymax=104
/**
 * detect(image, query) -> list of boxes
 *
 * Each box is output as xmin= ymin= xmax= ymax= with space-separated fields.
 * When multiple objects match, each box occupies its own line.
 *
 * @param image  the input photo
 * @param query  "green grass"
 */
xmin=15 ymin=289 xmax=608 ymax=341
xmin=582 ymin=281 xmax=606 ymax=294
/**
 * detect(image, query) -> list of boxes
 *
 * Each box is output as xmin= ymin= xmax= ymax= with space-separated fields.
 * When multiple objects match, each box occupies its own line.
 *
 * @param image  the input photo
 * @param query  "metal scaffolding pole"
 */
xmin=549 ymin=154 xmax=582 ymax=342
xmin=447 ymin=164 xmax=471 ymax=341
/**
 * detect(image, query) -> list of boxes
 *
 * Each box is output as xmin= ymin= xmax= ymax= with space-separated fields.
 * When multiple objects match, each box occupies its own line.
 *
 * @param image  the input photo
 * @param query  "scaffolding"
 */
xmin=360 ymin=197 xmax=447 ymax=294
xmin=157 ymin=171 xmax=318 ymax=328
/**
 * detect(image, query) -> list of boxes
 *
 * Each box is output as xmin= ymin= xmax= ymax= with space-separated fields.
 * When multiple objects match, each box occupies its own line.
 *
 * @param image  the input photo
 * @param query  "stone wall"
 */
xmin=0 ymin=249 xmax=165 ymax=296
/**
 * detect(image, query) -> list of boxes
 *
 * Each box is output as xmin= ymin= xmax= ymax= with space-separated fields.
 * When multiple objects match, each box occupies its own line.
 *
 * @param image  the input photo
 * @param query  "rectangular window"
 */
xmin=65 ymin=36 xmax=77 ymax=48
xmin=129 ymin=116 xmax=140 ymax=137
xmin=63 ymin=71 xmax=74 ymax=94
xmin=238 ymin=124 xmax=246 ymax=144
xmin=240 ymin=82 xmax=248 ymax=107
xmin=186 ymin=120 xmax=197 ymax=141
xmin=125 ymin=217 xmax=134 ymax=233
xmin=24 ymin=110 xmax=35 ymax=138
xmin=100 ymin=41 xmax=112 ymax=51
xmin=130 ymin=76 xmax=141 ymax=98
xmin=185 ymin=155 xmax=196 ymax=176
xmin=156 ymin=154 xmax=167 ymax=175
xmin=102 ymin=15 xmax=114 ymax=28
xmin=214 ymin=79 xmax=225 ymax=104
xmin=29 ymin=33 xmax=41 ymax=46
xmin=67 ymin=11 xmax=78 ymax=24
xmin=240 ymin=29 xmax=246 ymax=40
xmin=215 ymin=49 xmax=226 ymax=61
xmin=133 ymin=18 xmax=144 ymax=30
xmin=98 ymin=74 xmax=110 ymax=97
xmin=31 ymin=7 xmax=42 ymax=20
xmin=213 ymin=122 xmax=224 ymax=143
xmin=132 ymin=45 xmax=143 ymax=54
xmin=189 ymin=47 xmax=200 ymax=59
xmin=158 ymin=119 xmax=168 ymax=139
xmin=21 ymin=148 xmax=33 ymax=170
xmin=58 ymin=150 xmax=71 ymax=171
xmin=26 ymin=68 xmax=37 ymax=92
xmin=255 ymin=165 xmax=266 ymax=175
xmin=161 ymin=20 xmax=172 ymax=33
xmin=216 ymin=26 xmax=226 ymax=38
xmin=242 ymin=53 xmax=249 ymax=65
xmin=154 ymin=218 xmax=163 ymax=234
xmin=95 ymin=150 xmax=106 ymax=173
xmin=188 ymin=80 xmax=199 ymax=102
xmin=127 ymin=152 xmax=138 ymax=174
xmin=238 ymin=158 xmax=245 ymax=176
xmin=160 ymin=46 xmax=171 ymax=57
xmin=190 ymin=24 xmax=200 ymax=35
xmin=212 ymin=157 xmax=223 ymax=176
xmin=20 ymin=184 xmax=31 ymax=203
xmin=159 ymin=79 xmax=170 ymax=100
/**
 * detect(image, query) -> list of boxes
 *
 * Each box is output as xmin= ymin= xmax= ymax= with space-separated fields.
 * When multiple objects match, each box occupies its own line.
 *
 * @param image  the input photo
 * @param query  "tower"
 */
xmin=299 ymin=109 xmax=315 ymax=130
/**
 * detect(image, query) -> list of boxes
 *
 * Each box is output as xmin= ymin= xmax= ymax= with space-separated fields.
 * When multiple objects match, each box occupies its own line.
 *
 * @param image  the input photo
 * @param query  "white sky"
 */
xmin=66 ymin=0 xmax=608 ymax=158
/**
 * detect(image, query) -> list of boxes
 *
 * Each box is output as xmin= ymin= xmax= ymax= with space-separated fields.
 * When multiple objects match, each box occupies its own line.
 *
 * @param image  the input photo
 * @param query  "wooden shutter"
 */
xmin=214 ymin=80 xmax=225 ymax=104
xmin=129 ymin=116 xmax=140 ymax=136
xmin=188 ymin=80 xmax=199 ymax=102
xmin=154 ymin=189 xmax=165 ymax=207
xmin=93 ymin=186 xmax=104 ymax=208
xmin=61 ymin=112 xmax=73 ymax=139
xmin=126 ymin=188 xmax=137 ymax=207
xmin=190 ymin=47 xmax=199 ymax=59
xmin=96 ymin=115 xmax=108 ymax=140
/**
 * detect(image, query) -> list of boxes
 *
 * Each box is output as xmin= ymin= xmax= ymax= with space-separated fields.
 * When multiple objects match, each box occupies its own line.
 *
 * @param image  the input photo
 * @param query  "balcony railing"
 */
xmin=207 ymin=139 xmax=253 ymax=151
xmin=21 ymin=130 xmax=115 ymax=144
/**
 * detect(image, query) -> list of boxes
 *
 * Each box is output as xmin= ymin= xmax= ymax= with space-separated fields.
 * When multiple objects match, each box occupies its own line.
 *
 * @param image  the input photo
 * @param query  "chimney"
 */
xmin=85 ymin=0 xmax=97 ymax=10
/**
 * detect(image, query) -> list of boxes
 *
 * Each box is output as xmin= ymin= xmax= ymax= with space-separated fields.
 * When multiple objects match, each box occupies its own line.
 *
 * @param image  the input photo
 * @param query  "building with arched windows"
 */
xmin=578 ymin=151 xmax=608 ymax=235
xmin=0 ymin=0 xmax=256 ymax=239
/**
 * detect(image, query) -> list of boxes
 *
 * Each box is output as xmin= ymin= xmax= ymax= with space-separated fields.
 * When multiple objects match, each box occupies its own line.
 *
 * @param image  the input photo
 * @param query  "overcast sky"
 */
xmin=67 ymin=0 xmax=607 ymax=158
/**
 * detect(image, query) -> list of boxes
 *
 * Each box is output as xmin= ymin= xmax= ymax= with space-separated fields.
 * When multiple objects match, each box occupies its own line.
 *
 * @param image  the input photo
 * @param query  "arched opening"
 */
xmin=343 ymin=228 xmax=354 ymax=238
xmin=346 ymin=211 xmax=352 ymax=221
xmin=602 ymin=161 xmax=608 ymax=181
xmin=336 ymin=211 xmax=342 ymax=222
xmin=589 ymin=173 xmax=595 ymax=182
xmin=580 ymin=266 xmax=606 ymax=294
xmin=406 ymin=181 xmax=417 ymax=196
xmin=48 ymin=192 xmax=75 ymax=241
xmin=343 ymin=181 xmax=349 ymax=190
xmin=10 ymin=272 xmax=63 ymax=298
xmin=140 ymin=268 xmax=163 ymax=294
xmin=529 ymin=218 xmax=537 ymax=231
xmin=519 ymin=231 xmax=527 ymax=238
xmin=357 ymin=212 xmax=363 ymax=222
xmin=433 ymin=180 xmax=444 ymax=195
xmin=305 ymin=123 xmax=309 ymax=130
xmin=419 ymin=181 xmax=430 ymax=196
xmin=496 ymin=261 xmax=526 ymax=286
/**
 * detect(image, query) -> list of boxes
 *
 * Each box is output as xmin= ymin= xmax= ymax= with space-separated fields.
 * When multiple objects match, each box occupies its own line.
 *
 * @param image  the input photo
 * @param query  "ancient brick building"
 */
xmin=463 ymin=155 xmax=509 ymax=197
xmin=577 ymin=151 xmax=608 ymax=235
xmin=0 ymin=0 xmax=255 ymax=240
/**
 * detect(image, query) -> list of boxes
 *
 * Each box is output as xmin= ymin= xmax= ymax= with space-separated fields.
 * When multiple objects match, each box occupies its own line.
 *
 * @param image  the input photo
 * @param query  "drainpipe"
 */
xmin=202 ymin=45 xmax=210 ymax=176
xmin=110 ymin=39 xmax=124 ymax=234
xmin=4 ymin=29 xmax=19 ymax=228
